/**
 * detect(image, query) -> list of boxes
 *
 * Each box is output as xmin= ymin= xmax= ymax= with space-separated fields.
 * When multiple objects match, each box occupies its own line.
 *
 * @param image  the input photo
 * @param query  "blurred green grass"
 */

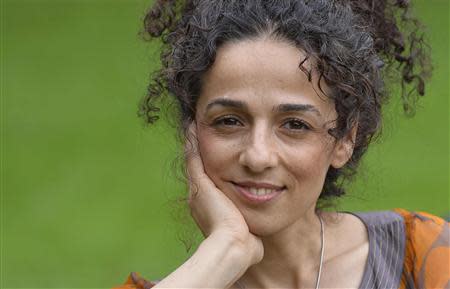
xmin=1 ymin=0 xmax=448 ymax=288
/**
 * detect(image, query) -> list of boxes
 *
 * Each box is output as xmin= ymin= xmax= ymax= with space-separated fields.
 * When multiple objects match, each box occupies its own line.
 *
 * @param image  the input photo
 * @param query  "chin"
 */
xmin=243 ymin=214 xmax=285 ymax=237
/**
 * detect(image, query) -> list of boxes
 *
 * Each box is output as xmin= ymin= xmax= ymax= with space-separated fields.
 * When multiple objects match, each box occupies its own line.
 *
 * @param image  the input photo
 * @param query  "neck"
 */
xmin=242 ymin=209 xmax=324 ymax=288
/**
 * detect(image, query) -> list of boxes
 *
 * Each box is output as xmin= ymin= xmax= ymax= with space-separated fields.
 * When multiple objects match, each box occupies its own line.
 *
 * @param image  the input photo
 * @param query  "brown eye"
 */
xmin=282 ymin=119 xmax=310 ymax=131
xmin=213 ymin=116 xmax=244 ymax=127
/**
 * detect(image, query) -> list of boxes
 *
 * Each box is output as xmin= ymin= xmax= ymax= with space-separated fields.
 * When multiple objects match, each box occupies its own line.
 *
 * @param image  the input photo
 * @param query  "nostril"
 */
xmin=238 ymin=142 xmax=278 ymax=171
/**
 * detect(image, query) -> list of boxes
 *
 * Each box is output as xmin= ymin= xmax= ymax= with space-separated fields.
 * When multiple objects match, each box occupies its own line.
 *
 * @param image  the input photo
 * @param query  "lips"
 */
xmin=231 ymin=181 xmax=285 ymax=204
xmin=234 ymin=181 xmax=285 ymax=190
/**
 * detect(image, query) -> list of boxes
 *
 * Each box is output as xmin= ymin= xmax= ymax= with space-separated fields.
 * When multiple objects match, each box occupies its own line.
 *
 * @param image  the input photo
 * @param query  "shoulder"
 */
xmin=347 ymin=210 xmax=407 ymax=262
xmin=345 ymin=209 xmax=449 ymax=289
xmin=393 ymin=208 xmax=449 ymax=260
xmin=393 ymin=208 xmax=449 ymax=289
xmin=342 ymin=210 xmax=406 ymax=289
xmin=393 ymin=208 xmax=448 ymax=235
xmin=112 ymin=272 xmax=157 ymax=289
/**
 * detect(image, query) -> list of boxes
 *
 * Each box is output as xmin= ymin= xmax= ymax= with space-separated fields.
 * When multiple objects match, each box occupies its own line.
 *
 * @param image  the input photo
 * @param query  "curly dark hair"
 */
xmin=139 ymin=0 xmax=431 ymax=200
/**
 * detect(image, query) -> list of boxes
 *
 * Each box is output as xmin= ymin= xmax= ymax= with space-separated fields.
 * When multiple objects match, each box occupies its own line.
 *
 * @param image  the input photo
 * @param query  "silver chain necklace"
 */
xmin=236 ymin=215 xmax=325 ymax=289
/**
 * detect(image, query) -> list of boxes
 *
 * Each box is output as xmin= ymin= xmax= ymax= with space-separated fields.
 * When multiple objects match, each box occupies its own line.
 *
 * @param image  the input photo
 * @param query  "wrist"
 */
xmin=153 ymin=231 xmax=251 ymax=288
xmin=206 ymin=230 xmax=261 ymax=268
xmin=203 ymin=232 xmax=248 ymax=265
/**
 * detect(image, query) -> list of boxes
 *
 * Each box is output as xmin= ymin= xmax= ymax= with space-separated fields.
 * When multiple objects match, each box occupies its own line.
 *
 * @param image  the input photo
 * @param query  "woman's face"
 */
xmin=195 ymin=37 xmax=352 ymax=236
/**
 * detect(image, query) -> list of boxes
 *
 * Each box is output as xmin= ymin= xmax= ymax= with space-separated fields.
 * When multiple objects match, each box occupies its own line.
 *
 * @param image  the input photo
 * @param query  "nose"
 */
xmin=238 ymin=124 xmax=279 ymax=173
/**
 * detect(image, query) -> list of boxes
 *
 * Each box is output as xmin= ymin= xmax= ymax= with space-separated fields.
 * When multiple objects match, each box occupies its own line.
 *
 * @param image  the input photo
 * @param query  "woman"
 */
xmin=114 ymin=0 xmax=449 ymax=288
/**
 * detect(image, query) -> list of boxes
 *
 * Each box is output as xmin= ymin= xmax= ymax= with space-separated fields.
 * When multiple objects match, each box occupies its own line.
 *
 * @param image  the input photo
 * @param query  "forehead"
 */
xmin=199 ymin=37 xmax=334 ymax=112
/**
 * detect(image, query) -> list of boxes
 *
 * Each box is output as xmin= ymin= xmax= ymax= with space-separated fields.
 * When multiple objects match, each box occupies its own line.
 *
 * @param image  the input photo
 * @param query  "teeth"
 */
xmin=248 ymin=187 xmax=276 ymax=196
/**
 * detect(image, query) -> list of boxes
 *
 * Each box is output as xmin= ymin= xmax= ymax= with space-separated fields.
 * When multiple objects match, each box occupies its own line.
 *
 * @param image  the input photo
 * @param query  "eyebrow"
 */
xmin=205 ymin=98 xmax=321 ymax=117
xmin=206 ymin=99 xmax=247 ymax=111
xmin=274 ymin=103 xmax=322 ymax=117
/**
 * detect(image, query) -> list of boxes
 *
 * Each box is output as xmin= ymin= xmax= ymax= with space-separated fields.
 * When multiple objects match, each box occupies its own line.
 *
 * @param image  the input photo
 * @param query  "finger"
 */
xmin=184 ymin=121 xmax=197 ymax=158
xmin=184 ymin=122 xmax=203 ymax=181
xmin=184 ymin=122 xmax=215 ymax=195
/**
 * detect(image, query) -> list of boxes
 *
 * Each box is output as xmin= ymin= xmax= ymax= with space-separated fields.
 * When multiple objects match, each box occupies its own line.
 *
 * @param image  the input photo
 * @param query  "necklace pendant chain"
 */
xmin=315 ymin=214 xmax=324 ymax=289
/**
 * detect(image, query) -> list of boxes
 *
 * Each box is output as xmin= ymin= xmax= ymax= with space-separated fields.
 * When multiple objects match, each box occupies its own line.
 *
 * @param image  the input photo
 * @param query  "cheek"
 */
xmin=197 ymin=127 xmax=237 ymax=181
xmin=282 ymin=141 xmax=334 ymax=185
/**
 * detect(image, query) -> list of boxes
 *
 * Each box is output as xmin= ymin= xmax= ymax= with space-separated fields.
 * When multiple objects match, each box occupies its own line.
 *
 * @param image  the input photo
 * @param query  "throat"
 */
xmin=242 ymin=213 xmax=326 ymax=288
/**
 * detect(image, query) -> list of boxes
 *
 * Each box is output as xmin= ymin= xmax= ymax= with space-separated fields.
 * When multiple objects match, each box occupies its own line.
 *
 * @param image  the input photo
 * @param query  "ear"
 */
xmin=330 ymin=123 xmax=358 ymax=169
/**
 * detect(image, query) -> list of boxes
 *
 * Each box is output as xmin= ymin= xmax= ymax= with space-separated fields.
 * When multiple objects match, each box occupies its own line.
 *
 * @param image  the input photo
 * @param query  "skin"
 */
xmin=195 ymin=37 xmax=367 ymax=288
xmin=154 ymin=36 xmax=368 ymax=289
xmin=196 ymin=36 xmax=346 ymax=238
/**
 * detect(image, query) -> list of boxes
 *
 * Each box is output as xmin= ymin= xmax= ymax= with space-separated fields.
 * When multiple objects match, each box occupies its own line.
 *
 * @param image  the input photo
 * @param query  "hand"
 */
xmin=185 ymin=122 xmax=264 ymax=266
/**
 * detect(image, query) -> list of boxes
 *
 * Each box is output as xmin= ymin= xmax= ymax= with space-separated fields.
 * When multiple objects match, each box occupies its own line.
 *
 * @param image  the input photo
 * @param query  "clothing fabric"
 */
xmin=112 ymin=209 xmax=450 ymax=289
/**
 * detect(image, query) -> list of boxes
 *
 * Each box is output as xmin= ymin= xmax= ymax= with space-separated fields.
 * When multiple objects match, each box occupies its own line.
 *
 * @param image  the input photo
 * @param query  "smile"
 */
xmin=247 ymin=187 xmax=278 ymax=196
xmin=231 ymin=181 xmax=285 ymax=204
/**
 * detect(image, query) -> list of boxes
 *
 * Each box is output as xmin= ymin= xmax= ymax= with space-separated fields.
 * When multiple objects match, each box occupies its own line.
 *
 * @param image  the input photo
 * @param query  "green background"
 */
xmin=1 ymin=0 xmax=448 ymax=288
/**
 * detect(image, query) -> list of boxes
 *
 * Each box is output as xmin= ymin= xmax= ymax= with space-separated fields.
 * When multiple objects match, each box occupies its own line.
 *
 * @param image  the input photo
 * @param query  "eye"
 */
xmin=282 ymin=118 xmax=311 ymax=131
xmin=213 ymin=116 xmax=244 ymax=127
